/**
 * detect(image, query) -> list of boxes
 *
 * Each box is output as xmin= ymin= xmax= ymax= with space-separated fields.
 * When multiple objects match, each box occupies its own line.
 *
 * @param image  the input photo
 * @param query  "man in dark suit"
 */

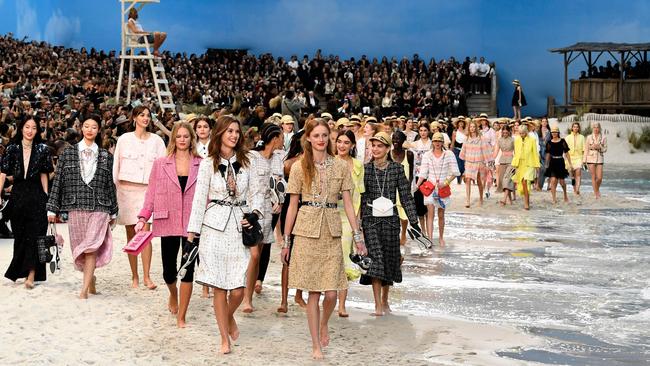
xmin=305 ymin=90 xmax=319 ymax=114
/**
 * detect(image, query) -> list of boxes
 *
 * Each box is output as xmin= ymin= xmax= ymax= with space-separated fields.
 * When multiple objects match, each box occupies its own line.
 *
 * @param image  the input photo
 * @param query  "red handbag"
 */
xmin=419 ymin=180 xmax=435 ymax=197
xmin=123 ymin=230 xmax=154 ymax=255
xmin=438 ymin=184 xmax=452 ymax=198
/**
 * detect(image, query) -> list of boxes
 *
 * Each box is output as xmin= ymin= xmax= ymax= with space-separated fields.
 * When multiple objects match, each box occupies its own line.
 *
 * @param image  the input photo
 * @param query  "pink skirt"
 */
xmin=116 ymin=181 xmax=148 ymax=225
xmin=68 ymin=211 xmax=113 ymax=271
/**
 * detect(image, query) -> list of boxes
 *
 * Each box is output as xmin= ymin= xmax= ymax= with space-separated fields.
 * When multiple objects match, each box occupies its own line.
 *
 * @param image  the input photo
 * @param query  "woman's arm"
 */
xmin=342 ymin=190 xmax=366 ymax=255
xmin=40 ymin=173 xmax=48 ymax=194
xmin=280 ymin=193 xmax=300 ymax=264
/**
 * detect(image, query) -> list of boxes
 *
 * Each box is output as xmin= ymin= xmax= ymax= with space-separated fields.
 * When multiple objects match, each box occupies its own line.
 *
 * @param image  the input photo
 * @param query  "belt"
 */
xmin=210 ymin=199 xmax=247 ymax=207
xmin=551 ymin=155 xmax=564 ymax=159
xmin=302 ymin=201 xmax=337 ymax=209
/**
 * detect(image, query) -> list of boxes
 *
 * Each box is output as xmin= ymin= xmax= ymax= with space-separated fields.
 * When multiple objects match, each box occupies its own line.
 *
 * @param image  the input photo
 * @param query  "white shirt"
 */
xmin=469 ymin=62 xmax=479 ymax=76
xmin=197 ymin=139 xmax=210 ymax=158
xmin=79 ymin=141 xmax=99 ymax=185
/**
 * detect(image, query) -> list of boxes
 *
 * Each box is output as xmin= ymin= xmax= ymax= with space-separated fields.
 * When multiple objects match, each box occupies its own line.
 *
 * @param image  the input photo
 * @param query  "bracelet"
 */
xmin=282 ymin=235 xmax=291 ymax=249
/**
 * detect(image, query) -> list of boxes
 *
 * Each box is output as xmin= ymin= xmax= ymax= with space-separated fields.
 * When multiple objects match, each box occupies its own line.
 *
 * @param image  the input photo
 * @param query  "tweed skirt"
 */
xmin=116 ymin=181 xmax=148 ymax=226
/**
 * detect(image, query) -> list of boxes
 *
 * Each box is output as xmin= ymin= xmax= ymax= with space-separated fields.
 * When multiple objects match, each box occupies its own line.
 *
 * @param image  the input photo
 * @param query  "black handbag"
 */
xmin=242 ymin=212 xmax=263 ymax=247
xmin=37 ymin=223 xmax=57 ymax=264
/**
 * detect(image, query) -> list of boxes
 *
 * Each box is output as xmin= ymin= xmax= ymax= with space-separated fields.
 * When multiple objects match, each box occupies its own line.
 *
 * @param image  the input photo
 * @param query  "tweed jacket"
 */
xmin=287 ymin=156 xmax=353 ymax=239
xmin=138 ymin=155 xmax=202 ymax=237
xmin=187 ymin=155 xmax=264 ymax=234
xmin=47 ymin=144 xmax=119 ymax=216
xmin=361 ymin=161 xmax=418 ymax=225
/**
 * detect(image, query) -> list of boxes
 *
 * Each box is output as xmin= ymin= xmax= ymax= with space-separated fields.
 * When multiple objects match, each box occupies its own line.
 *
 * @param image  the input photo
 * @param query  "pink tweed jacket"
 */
xmin=138 ymin=155 xmax=202 ymax=237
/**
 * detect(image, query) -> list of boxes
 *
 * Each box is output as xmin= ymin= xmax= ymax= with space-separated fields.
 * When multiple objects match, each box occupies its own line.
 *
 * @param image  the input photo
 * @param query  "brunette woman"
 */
xmin=459 ymin=119 xmax=493 ymax=208
xmin=451 ymin=117 xmax=467 ymax=183
xmin=390 ymin=131 xmax=415 ymax=245
xmin=192 ymin=116 xmax=212 ymax=298
xmin=584 ymin=122 xmax=607 ymax=198
xmin=135 ymin=122 xmax=201 ymax=327
xmin=537 ymin=117 xmax=551 ymax=190
xmin=566 ymin=122 xmax=585 ymax=195
xmin=187 ymin=115 xmax=264 ymax=354
xmin=403 ymin=118 xmax=418 ymax=142
xmin=113 ymin=105 xmax=166 ymax=289
xmin=545 ymin=125 xmax=572 ymax=204
xmin=335 ymin=129 xmax=365 ymax=317
xmin=415 ymin=132 xmax=460 ymax=245
xmin=242 ymin=123 xmax=284 ymax=313
xmin=281 ymin=119 xmax=366 ymax=360
xmin=47 ymin=116 xmax=117 ymax=298
xmin=494 ymin=125 xmax=515 ymax=205
xmin=355 ymin=122 xmax=379 ymax=163
xmin=277 ymin=131 xmax=306 ymax=313
xmin=361 ymin=132 xmax=420 ymax=316
xmin=512 ymin=124 xmax=540 ymax=210
xmin=0 ymin=117 xmax=53 ymax=288
xmin=407 ymin=122 xmax=432 ymax=234
xmin=512 ymin=79 xmax=527 ymax=120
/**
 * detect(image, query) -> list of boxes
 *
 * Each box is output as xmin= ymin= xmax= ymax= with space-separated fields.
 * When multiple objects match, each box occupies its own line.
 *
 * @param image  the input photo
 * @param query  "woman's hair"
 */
xmin=467 ymin=120 xmax=480 ymax=138
xmin=253 ymin=123 xmax=282 ymax=151
xmin=285 ymin=130 xmax=304 ymax=161
xmin=571 ymin=122 xmax=581 ymax=133
xmin=166 ymin=121 xmax=198 ymax=157
xmin=457 ymin=119 xmax=467 ymax=130
xmin=365 ymin=122 xmax=379 ymax=136
xmin=12 ymin=116 xmax=44 ymax=145
xmin=336 ymin=129 xmax=357 ymax=158
xmin=208 ymin=115 xmax=249 ymax=171
xmin=81 ymin=115 xmax=104 ymax=146
xmin=300 ymin=118 xmax=333 ymax=191
xmin=128 ymin=8 xmax=138 ymax=20
xmin=590 ymin=121 xmax=601 ymax=130
xmin=192 ymin=116 xmax=213 ymax=132
xmin=501 ymin=124 xmax=512 ymax=133
xmin=518 ymin=124 xmax=529 ymax=134
xmin=130 ymin=105 xmax=151 ymax=131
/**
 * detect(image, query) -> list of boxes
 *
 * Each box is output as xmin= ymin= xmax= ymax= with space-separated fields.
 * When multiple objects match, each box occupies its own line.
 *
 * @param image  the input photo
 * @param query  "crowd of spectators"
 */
xmin=578 ymin=60 xmax=650 ymax=80
xmin=1 ymin=32 xmax=496 ymax=150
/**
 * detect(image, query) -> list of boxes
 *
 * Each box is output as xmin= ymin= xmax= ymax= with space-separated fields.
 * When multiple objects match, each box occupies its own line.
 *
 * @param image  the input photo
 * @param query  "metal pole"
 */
xmin=564 ymin=52 xmax=569 ymax=106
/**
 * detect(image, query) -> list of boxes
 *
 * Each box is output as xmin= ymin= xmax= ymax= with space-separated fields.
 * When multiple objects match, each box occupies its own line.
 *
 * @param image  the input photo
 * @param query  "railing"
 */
xmin=570 ymin=79 xmax=650 ymax=105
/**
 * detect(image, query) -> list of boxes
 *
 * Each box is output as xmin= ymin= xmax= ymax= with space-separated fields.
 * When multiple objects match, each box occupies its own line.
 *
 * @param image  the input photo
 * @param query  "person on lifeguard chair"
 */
xmin=127 ymin=7 xmax=167 ymax=57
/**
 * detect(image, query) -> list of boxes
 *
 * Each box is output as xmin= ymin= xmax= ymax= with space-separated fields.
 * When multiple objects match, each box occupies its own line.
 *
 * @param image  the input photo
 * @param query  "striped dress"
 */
xmin=459 ymin=136 xmax=493 ymax=180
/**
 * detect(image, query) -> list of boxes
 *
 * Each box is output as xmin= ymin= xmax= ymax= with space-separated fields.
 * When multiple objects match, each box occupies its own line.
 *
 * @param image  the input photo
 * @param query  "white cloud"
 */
xmin=44 ymin=9 xmax=81 ymax=47
xmin=16 ymin=0 xmax=41 ymax=41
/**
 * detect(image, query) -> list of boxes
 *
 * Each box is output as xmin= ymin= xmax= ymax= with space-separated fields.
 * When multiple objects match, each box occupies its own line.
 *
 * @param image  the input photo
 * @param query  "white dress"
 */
xmin=187 ymin=155 xmax=263 ymax=290
xmin=247 ymin=150 xmax=284 ymax=243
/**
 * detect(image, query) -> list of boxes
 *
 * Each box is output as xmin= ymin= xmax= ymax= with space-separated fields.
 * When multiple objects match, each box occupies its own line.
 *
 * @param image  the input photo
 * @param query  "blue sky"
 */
xmin=2 ymin=0 xmax=649 ymax=115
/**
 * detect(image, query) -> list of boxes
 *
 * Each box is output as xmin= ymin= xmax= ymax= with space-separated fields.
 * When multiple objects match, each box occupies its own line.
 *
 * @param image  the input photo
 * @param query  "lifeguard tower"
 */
xmin=115 ymin=0 xmax=175 ymax=116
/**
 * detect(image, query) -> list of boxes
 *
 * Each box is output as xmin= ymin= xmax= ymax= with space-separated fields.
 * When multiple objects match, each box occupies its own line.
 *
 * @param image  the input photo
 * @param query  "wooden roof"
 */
xmin=550 ymin=42 xmax=650 ymax=53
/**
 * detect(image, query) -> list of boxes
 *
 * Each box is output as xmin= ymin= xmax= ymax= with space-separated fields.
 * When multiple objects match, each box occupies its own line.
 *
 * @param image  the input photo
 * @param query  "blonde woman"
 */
xmin=566 ymin=122 xmax=585 ymax=195
xmin=511 ymin=124 xmax=540 ymax=210
xmin=459 ymin=119 xmax=493 ymax=208
xmin=583 ymin=122 xmax=607 ymax=198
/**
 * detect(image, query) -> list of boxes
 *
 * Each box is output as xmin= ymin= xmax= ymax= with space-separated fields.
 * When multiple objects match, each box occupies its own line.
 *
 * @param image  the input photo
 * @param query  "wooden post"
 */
xmin=588 ymin=51 xmax=592 ymax=77
xmin=564 ymin=52 xmax=569 ymax=108
xmin=619 ymin=51 xmax=624 ymax=106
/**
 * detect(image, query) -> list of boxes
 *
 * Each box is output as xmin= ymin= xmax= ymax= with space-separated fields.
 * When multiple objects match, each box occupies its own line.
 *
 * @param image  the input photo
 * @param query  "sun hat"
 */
xmin=281 ymin=115 xmax=294 ymax=124
xmin=335 ymin=117 xmax=350 ymax=128
xmin=512 ymin=79 xmax=520 ymax=85
xmin=431 ymin=132 xmax=445 ymax=142
xmin=365 ymin=116 xmax=378 ymax=123
xmin=320 ymin=112 xmax=333 ymax=120
xmin=550 ymin=125 xmax=560 ymax=133
xmin=369 ymin=131 xmax=392 ymax=146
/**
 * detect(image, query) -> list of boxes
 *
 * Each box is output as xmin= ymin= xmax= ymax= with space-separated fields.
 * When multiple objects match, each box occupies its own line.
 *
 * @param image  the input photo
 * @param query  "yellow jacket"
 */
xmin=512 ymin=135 xmax=540 ymax=169
xmin=566 ymin=133 xmax=585 ymax=162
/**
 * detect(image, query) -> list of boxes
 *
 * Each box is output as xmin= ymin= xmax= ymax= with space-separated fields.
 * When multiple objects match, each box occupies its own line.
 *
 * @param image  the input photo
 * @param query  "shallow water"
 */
xmin=349 ymin=165 xmax=650 ymax=365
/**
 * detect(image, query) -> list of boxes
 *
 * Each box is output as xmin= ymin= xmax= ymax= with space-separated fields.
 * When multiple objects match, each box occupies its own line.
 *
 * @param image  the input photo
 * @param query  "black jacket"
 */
xmin=47 ymin=144 xmax=118 ymax=216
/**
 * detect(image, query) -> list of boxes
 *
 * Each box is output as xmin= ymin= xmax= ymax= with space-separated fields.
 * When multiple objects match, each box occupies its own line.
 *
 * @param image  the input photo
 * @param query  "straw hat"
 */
xmin=335 ymin=117 xmax=350 ymax=128
xmin=320 ymin=112 xmax=333 ymax=120
xmin=350 ymin=114 xmax=361 ymax=122
xmin=550 ymin=125 xmax=560 ymax=133
xmin=512 ymin=79 xmax=520 ymax=86
xmin=365 ymin=116 xmax=378 ymax=123
xmin=431 ymin=132 xmax=445 ymax=142
xmin=478 ymin=112 xmax=489 ymax=120
xmin=271 ymin=112 xmax=283 ymax=119
xmin=280 ymin=115 xmax=294 ymax=124
xmin=369 ymin=131 xmax=392 ymax=146
xmin=431 ymin=121 xmax=441 ymax=130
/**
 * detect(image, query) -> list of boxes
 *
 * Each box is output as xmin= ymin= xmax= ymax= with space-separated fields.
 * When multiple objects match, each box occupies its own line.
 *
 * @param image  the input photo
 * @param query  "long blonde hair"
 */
xmin=300 ymin=118 xmax=334 ymax=191
xmin=166 ymin=122 xmax=198 ymax=157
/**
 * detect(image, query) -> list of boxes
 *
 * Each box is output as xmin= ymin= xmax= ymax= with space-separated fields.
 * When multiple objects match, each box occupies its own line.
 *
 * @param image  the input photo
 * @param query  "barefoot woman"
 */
xmin=281 ymin=118 xmax=366 ymax=359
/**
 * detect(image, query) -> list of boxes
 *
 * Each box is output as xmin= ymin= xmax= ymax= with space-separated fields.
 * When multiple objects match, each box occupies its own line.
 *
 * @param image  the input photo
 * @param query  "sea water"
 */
xmin=350 ymin=165 xmax=650 ymax=365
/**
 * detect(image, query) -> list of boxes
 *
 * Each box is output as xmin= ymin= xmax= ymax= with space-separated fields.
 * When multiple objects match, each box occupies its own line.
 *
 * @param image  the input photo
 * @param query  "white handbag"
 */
xmin=370 ymin=196 xmax=394 ymax=217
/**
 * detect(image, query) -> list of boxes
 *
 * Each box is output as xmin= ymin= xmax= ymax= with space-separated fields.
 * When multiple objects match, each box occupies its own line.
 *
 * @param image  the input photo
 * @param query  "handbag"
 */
xmin=419 ymin=180 xmax=435 ymax=197
xmin=37 ymin=224 xmax=58 ymax=264
xmin=242 ymin=212 xmax=263 ymax=247
xmin=123 ymin=230 xmax=154 ymax=255
xmin=438 ymin=183 xmax=451 ymax=198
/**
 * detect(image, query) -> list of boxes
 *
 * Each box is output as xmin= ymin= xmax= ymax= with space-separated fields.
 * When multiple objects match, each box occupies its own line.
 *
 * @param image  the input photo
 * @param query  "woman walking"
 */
xmin=511 ymin=124 xmax=540 ymax=210
xmin=415 ymin=132 xmax=459 ymax=245
xmin=584 ymin=122 xmax=607 ymax=198
xmin=390 ymin=131 xmax=414 ymax=245
xmin=0 ymin=117 xmax=53 ymax=288
xmin=407 ymin=122 xmax=432 ymax=234
xmin=355 ymin=122 xmax=379 ymax=163
xmin=494 ymin=125 xmax=515 ymax=205
xmin=187 ymin=115 xmax=263 ymax=353
xmin=536 ymin=117 xmax=551 ymax=190
xmin=47 ymin=116 xmax=117 ymax=298
xmin=459 ymin=119 xmax=493 ymax=208
xmin=281 ymin=119 xmax=366 ymax=360
xmin=512 ymin=79 xmax=527 ymax=120
xmin=136 ymin=122 xmax=201 ymax=327
xmin=192 ymin=116 xmax=212 ymax=298
xmin=335 ymin=129 xmax=365 ymax=317
xmin=544 ymin=125 xmax=572 ymax=204
xmin=360 ymin=131 xmax=420 ymax=316
xmin=451 ymin=117 xmax=467 ymax=184
xmin=566 ymin=122 xmax=585 ymax=195
xmin=113 ymin=105 xmax=166 ymax=289
xmin=242 ymin=123 xmax=284 ymax=313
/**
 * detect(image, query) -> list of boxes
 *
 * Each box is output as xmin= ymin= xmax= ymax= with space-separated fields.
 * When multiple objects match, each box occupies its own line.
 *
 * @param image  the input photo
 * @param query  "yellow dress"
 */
xmin=511 ymin=135 xmax=540 ymax=194
xmin=338 ymin=158 xmax=364 ymax=280
xmin=566 ymin=132 xmax=585 ymax=169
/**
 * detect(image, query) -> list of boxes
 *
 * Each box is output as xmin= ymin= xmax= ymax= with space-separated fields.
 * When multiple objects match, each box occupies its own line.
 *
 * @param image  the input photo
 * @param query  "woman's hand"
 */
xmin=281 ymin=247 xmax=290 ymax=265
xmin=48 ymin=214 xmax=57 ymax=223
xmin=272 ymin=203 xmax=282 ymax=214
xmin=355 ymin=241 xmax=368 ymax=256
xmin=241 ymin=218 xmax=251 ymax=228
xmin=134 ymin=220 xmax=145 ymax=233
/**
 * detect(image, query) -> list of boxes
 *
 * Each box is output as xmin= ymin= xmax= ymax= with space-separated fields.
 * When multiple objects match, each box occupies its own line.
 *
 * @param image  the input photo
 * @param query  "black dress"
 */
xmin=544 ymin=139 xmax=570 ymax=179
xmin=360 ymin=162 xmax=418 ymax=286
xmin=511 ymin=86 xmax=527 ymax=107
xmin=2 ymin=143 xmax=53 ymax=282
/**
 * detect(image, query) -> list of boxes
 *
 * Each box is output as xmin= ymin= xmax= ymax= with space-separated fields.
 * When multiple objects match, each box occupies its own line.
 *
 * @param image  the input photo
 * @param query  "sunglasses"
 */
xmin=269 ymin=176 xmax=287 ymax=205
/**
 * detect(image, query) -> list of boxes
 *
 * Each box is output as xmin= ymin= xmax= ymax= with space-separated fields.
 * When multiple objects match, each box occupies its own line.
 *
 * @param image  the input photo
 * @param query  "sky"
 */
xmin=2 ymin=0 xmax=649 ymax=115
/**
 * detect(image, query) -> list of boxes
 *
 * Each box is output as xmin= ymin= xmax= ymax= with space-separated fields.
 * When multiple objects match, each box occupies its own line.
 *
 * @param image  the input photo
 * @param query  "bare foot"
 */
xmin=277 ymin=303 xmax=288 ymax=313
xmin=131 ymin=278 xmax=139 ymax=288
xmin=242 ymin=303 xmax=254 ymax=313
xmin=312 ymin=347 xmax=324 ymax=360
xmin=320 ymin=326 xmax=330 ymax=347
xmin=177 ymin=317 xmax=186 ymax=328
xmin=144 ymin=279 xmax=157 ymax=290
xmin=254 ymin=281 xmax=263 ymax=294
xmin=168 ymin=295 xmax=179 ymax=314
xmin=338 ymin=308 xmax=349 ymax=317
xmin=370 ymin=310 xmax=384 ymax=317
xmin=229 ymin=317 xmax=239 ymax=341
xmin=220 ymin=342 xmax=231 ymax=355
xmin=24 ymin=280 xmax=34 ymax=289
xmin=295 ymin=296 xmax=307 ymax=308
xmin=383 ymin=303 xmax=392 ymax=313
xmin=439 ymin=238 xmax=446 ymax=246
xmin=79 ymin=291 xmax=88 ymax=299
xmin=89 ymin=276 xmax=97 ymax=295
